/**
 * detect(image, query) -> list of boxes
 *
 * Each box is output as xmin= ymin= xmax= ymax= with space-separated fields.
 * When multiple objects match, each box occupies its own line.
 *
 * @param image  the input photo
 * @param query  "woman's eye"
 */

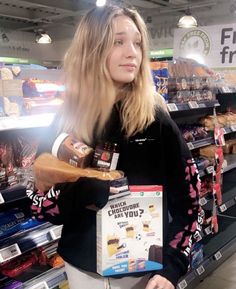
xmin=135 ymin=41 xmax=142 ymax=47
xmin=114 ymin=39 xmax=123 ymax=45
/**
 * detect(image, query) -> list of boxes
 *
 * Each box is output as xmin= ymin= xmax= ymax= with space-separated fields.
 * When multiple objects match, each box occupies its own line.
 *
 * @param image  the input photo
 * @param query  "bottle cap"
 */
xmin=52 ymin=132 xmax=69 ymax=157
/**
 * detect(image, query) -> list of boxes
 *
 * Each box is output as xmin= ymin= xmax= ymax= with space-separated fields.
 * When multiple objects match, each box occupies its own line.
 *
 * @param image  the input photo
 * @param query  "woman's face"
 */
xmin=107 ymin=15 xmax=142 ymax=86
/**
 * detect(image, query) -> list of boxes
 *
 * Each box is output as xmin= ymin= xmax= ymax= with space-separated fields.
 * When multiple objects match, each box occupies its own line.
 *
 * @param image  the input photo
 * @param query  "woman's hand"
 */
xmin=145 ymin=275 xmax=174 ymax=289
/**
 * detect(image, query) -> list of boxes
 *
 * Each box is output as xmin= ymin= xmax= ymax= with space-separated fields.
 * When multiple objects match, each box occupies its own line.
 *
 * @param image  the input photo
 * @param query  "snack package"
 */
xmin=33 ymin=153 xmax=123 ymax=192
xmin=97 ymin=185 xmax=163 ymax=276
xmin=52 ymin=133 xmax=94 ymax=169
xmin=92 ymin=142 xmax=119 ymax=171
xmin=0 ymin=252 xmax=38 ymax=277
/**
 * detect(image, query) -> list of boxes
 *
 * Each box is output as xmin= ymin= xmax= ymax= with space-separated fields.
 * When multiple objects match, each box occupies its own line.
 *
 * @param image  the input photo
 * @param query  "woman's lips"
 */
xmin=120 ymin=64 xmax=137 ymax=71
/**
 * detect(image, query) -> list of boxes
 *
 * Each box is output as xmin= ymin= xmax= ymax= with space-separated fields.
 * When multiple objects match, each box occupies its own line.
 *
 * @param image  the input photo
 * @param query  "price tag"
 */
xmin=199 ymin=197 xmax=207 ymax=206
xmin=230 ymin=124 xmax=236 ymax=132
xmin=214 ymin=251 xmax=222 ymax=261
xmin=196 ymin=265 xmax=205 ymax=275
xmin=219 ymin=204 xmax=227 ymax=212
xmin=221 ymin=128 xmax=227 ymax=134
xmin=188 ymin=101 xmax=199 ymax=109
xmin=167 ymin=103 xmax=178 ymax=112
xmin=187 ymin=142 xmax=194 ymax=150
xmin=0 ymin=244 xmax=21 ymax=263
xmin=0 ymin=193 xmax=4 ymax=204
xmin=222 ymin=87 xmax=231 ymax=93
xmin=206 ymin=166 xmax=214 ymax=174
xmin=50 ymin=225 xmax=63 ymax=240
xmin=178 ymin=279 xmax=188 ymax=289
xmin=27 ymin=281 xmax=49 ymax=289
xmin=205 ymin=226 xmax=212 ymax=235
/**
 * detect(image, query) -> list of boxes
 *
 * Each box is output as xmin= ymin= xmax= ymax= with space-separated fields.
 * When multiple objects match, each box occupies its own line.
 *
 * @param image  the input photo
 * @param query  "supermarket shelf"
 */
xmin=186 ymin=123 xmax=236 ymax=152
xmin=167 ymin=100 xmax=219 ymax=112
xmin=223 ymin=154 xmax=236 ymax=173
xmin=187 ymin=137 xmax=214 ymax=150
xmin=199 ymin=161 xmax=236 ymax=210
xmin=0 ymin=223 xmax=63 ymax=264
xmin=199 ymin=154 xmax=236 ymax=179
xmin=0 ymin=113 xmax=55 ymax=131
xmin=177 ymin=214 xmax=236 ymax=289
xmin=23 ymin=266 xmax=67 ymax=289
xmin=0 ymin=185 xmax=26 ymax=205
xmin=222 ymin=125 xmax=236 ymax=135
xmin=200 ymin=186 xmax=236 ymax=213
xmin=199 ymin=165 xmax=214 ymax=178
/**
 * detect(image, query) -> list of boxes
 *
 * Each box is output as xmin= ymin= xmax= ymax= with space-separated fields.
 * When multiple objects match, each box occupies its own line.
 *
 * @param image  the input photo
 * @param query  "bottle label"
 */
xmin=110 ymin=152 xmax=119 ymax=171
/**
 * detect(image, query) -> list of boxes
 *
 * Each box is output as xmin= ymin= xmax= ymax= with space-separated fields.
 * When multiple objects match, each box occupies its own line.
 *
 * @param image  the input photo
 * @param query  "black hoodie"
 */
xmin=32 ymin=107 xmax=203 ymax=287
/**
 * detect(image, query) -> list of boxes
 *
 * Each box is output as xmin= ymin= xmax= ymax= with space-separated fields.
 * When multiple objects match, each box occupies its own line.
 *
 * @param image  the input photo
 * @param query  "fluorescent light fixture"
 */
xmin=35 ymin=31 xmax=52 ymax=44
xmin=177 ymin=10 xmax=198 ymax=28
xmin=96 ymin=0 xmax=106 ymax=7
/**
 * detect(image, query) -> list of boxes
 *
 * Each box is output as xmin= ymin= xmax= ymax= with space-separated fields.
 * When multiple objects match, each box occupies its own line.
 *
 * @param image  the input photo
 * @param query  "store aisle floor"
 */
xmin=194 ymin=252 xmax=236 ymax=289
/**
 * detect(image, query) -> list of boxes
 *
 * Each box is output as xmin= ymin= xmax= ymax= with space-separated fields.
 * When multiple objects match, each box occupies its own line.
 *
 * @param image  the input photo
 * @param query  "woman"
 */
xmin=32 ymin=5 xmax=203 ymax=289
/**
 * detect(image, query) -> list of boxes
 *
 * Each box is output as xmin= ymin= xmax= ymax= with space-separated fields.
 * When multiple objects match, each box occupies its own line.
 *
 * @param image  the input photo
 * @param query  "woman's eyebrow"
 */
xmin=115 ymin=31 xmax=141 ymax=37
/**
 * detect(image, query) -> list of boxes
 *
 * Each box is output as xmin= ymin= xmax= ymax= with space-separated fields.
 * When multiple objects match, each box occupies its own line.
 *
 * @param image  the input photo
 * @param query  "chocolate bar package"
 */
xmin=97 ymin=185 xmax=163 ymax=276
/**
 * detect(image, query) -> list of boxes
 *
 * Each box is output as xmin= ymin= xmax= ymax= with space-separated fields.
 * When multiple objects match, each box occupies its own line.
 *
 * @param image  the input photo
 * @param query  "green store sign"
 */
xmin=0 ymin=57 xmax=40 ymax=64
xmin=150 ymin=48 xmax=173 ymax=58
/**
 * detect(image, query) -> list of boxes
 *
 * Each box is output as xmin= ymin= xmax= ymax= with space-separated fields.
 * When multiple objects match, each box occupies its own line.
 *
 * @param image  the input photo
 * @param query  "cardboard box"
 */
xmin=97 ymin=185 xmax=163 ymax=276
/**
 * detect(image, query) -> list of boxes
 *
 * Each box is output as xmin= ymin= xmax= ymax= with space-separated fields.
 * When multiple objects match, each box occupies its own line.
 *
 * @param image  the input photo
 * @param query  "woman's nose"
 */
xmin=125 ymin=42 xmax=138 ymax=58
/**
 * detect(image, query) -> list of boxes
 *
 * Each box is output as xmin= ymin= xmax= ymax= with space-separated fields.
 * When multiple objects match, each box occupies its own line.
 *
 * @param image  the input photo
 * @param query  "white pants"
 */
xmin=64 ymin=262 xmax=151 ymax=289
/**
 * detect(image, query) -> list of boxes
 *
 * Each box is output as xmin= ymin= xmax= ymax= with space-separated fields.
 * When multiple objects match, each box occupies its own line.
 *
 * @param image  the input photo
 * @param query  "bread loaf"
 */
xmin=33 ymin=153 xmax=123 ymax=192
xmin=199 ymin=145 xmax=216 ymax=158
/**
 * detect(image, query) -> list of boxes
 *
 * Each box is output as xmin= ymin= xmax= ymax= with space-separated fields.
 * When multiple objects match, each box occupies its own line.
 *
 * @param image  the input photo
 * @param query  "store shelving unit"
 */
xmin=0 ymin=184 xmax=26 ymax=205
xmin=175 ymin=92 xmax=236 ymax=289
xmin=0 ymin=113 xmax=55 ymax=131
xmin=23 ymin=266 xmax=67 ymax=289
xmin=167 ymin=100 xmax=219 ymax=112
xmin=0 ymin=67 xmax=66 ymax=288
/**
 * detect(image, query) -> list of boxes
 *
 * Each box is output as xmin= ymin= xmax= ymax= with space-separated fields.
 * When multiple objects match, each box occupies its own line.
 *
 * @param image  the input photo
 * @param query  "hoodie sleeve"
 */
xmin=156 ymin=112 xmax=204 ymax=287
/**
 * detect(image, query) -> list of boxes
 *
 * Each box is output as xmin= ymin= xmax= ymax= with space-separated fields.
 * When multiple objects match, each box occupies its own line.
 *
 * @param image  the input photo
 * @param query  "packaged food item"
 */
xmin=0 ymin=253 xmax=38 ymax=277
xmin=52 ymin=133 xmax=94 ymax=169
xmin=48 ymin=254 xmax=64 ymax=267
xmin=109 ymin=177 xmax=130 ymax=200
xmin=0 ymin=209 xmax=26 ymax=239
xmin=97 ymin=185 xmax=163 ymax=276
xmin=223 ymin=139 xmax=236 ymax=154
xmin=190 ymin=243 xmax=204 ymax=269
xmin=199 ymin=145 xmax=216 ymax=158
xmin=92 ymin=142 xmax=119 ymax=171
xmin=0 ymin=274 xmax=23 ymax=289
xmin=33 ymin=153 xmax=123 ymax=192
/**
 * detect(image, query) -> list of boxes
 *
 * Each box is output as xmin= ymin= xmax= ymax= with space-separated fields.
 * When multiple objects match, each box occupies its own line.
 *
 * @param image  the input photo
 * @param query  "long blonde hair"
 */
xmin=60 ymin=5 xmax=166 ymax=145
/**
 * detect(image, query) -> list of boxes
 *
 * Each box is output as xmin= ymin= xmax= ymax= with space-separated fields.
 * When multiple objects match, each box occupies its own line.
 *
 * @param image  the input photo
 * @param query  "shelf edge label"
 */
xmin=27 ymin=281 xmax=49 ymax=289
xmin=196 ymin=265 xmax=205 ymax=275
xmin=214 ymin=251 xmax=222 ymax=261
xmin=167 ymin=103 xmax=178 ymax=112
xmin=178 ymin=279 xmax=188 ymax=289
xmin=0 ymin=193 xmax=4 ymax=204
xmin=0 ymin=243 xmax=21 ymax=263
xmin=188 ymin=101 xmax=199 ymax=109
xmin=50 ymin=225 xmax=63 ymax=240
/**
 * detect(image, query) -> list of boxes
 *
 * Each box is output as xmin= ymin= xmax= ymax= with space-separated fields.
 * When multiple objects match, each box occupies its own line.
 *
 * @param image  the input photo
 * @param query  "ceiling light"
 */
xmin=35 ymin=31 xmax=52 ymax=44
xmin=177 ymin=10 xmax=198 ymax=28
xmin=2 ymin=33 xmax=9 ymax=43
xmin=96 ymin=0 xmax=106 ymax=7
